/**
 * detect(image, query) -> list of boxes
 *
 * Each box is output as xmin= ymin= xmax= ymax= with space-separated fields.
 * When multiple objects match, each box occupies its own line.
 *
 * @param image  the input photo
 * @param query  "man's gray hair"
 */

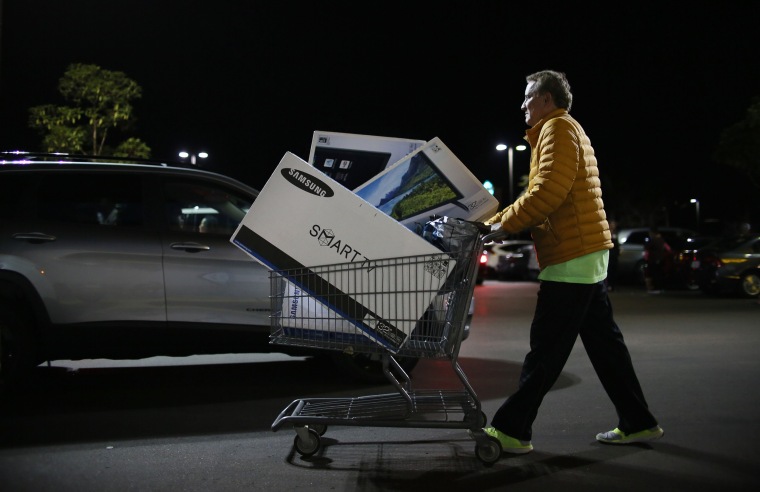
xmin=526 ymin=70 xmax=573 ymax=111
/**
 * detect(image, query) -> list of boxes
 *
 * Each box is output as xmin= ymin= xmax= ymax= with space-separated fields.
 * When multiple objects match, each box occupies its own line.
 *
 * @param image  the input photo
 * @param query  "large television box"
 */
xmin=230 ymin=152 xmax=455 ymax=353
xmin=353 ymin=137 xmax=499 ymax=231
xmin=308 ymin=130 xmax=426 ymax=191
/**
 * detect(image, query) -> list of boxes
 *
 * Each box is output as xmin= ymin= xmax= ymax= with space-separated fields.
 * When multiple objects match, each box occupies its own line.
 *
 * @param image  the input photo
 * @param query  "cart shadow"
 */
xmin=290 ymin=437 xmax=705 ymax=491
xmin=0 ymin=355 xmax=579 ymax=448
xmin=297 ymin=439 xmax=755 ymax=492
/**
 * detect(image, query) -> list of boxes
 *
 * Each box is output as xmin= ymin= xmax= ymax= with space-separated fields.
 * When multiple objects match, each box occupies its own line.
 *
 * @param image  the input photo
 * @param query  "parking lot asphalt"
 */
xmin=1 ymin=282 xmax=759 ymax=491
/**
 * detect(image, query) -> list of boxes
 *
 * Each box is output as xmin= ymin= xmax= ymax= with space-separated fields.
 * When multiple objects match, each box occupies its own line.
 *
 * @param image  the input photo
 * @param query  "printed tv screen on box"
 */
xmin=229 ymin=152 xmax=455 ymax=353
xmin=308 ymin=131 xmax=425 ymax=191
xmin=353 ymin=137 xmax=499 ymax=231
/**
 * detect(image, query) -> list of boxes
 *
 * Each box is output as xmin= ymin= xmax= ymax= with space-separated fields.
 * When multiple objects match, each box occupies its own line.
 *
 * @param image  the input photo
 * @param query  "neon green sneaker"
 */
xmin=483 ymin=426 xmax=533 ymax=454
xmin=596 ymin=426 xmax=664 ymax=444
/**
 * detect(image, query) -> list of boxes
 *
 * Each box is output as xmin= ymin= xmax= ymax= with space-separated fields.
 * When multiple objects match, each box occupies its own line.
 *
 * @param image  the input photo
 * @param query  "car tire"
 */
xmin=684 ymin=278 xmax=701 ymax=291
xmin=739 ymin=270 xmax=760 ymax=298
xmin=634 ymin=260 xmax=647 ymax=286
xmin=0 ymin=300 xmax=39 ymax=387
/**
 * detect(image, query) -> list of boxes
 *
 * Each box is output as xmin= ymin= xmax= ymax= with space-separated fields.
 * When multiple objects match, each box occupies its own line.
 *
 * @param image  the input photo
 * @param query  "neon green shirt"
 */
xmin=538 ymin=250 xmax=609 ymax=284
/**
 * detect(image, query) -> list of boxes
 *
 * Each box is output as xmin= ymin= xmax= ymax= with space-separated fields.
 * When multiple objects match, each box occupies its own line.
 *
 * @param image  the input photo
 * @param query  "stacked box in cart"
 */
xmin=308 ymin=130 xmax=426 ymax=191
xmin=353 ymin=136 xmax=499 ymax=230
xmin=230 ymin=152 xmax=455 ymax=352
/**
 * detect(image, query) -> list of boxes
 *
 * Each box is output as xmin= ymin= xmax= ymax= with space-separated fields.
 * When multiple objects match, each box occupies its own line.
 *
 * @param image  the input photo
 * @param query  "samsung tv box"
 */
xmin=308 ymin=131 xmax=425 ymax=190
xmin=230 ymin=152 xmax=455 ymax=352
xmin=353 ymin=137 xmax=499 ymax=231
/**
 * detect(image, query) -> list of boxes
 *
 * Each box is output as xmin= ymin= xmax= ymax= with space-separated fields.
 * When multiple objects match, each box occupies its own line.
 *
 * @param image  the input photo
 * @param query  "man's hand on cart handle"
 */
xmin=473 ymin=222 xmax=492 ymax=234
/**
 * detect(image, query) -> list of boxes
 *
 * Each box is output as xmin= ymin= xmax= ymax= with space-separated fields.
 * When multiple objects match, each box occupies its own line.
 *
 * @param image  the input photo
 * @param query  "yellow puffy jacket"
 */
xmin=486 ymin=109 xmax=612 ymax=268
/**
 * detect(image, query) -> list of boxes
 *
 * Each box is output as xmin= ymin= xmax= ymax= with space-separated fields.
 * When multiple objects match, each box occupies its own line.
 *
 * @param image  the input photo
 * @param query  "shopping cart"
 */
xmin=269 ymin=217 xmax=504 ymax=465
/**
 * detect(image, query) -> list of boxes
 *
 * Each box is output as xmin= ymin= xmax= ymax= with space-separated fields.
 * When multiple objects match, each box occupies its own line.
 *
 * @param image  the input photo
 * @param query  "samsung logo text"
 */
xmin=282 ymin=168 xmax=334 ymax=197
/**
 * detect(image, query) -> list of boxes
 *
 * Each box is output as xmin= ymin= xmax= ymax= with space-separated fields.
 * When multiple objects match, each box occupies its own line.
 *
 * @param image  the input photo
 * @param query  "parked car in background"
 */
xmin=483 ymin=240 xmax=536 ymax=281
xmin=670 ymin=235 xmax=721 ymax=291
xmin=476 ymin=247 xmax=489 ymax=284
xmin=693 ymin=234 xmax=760 ymax=298
xmin=616 ymin=227 xmax=697 ymax=283
xmin=0 ymin=152 xmax=473 ymax=385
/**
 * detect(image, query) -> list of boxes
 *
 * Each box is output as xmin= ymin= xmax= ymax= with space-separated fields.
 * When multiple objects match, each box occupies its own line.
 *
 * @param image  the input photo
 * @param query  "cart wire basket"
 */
xmin=269 ymin=218 xmax=505 ymax=465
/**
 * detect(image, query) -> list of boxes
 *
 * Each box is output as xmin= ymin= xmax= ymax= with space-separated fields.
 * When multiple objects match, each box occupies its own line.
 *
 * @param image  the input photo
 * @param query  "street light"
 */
xmin=178 ymin=151 xmax=208 ymax=166
xmin=496 ymin=143 xmax=527 ymax=204
xmin=690 ymin=198 xmax=700 ymax=229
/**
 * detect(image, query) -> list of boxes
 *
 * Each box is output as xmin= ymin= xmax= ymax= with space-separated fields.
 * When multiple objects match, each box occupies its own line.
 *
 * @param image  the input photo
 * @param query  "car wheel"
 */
xmin=739 ymin=270 xmax=760 ymax=298
xmin=0 ymin=300 xmax=38 ymax=387
xmin=685 ymin=279 xmax=701 ymax=291
xmin=634 ymin=260 xmax=647 ymax=285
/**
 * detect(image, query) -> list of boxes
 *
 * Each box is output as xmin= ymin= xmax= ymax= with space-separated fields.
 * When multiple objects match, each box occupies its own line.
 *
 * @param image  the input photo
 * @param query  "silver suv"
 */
xmin=1 ymin=153 xmax=453 ymax=384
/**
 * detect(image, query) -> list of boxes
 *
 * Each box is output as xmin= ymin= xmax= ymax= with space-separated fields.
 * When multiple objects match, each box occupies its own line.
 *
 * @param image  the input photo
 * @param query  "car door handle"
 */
xmin=12 ymin=232 xmax=57 ymax=243
xmin=170 ymin=242 xmax=212 ymax=252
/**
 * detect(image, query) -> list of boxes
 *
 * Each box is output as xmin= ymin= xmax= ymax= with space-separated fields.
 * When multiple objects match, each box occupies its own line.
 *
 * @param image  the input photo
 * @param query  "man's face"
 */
xmin=521 ymin=81 xmax=552 ymax=127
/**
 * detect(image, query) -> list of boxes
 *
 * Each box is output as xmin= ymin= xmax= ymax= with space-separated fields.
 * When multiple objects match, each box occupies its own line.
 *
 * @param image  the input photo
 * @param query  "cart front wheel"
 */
xmin=294 ymin=428 xmax=321 ymax=457
xmin=475 ymin=437 xmax=502 ymax=466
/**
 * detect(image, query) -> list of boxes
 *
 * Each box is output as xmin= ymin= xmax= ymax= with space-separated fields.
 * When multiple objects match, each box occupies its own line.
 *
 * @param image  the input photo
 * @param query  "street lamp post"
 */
xmin=690 ymin=198 xmax=700 ymax=229
xmin=178 ymin=151 xmax=208 ymax=166
xmin=496 ymin=143 xmax=527 ymax=204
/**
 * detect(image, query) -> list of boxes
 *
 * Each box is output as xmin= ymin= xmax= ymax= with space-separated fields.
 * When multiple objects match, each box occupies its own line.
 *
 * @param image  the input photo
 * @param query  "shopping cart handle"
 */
xmin=482 ymin=229 xmax=508 ymax=243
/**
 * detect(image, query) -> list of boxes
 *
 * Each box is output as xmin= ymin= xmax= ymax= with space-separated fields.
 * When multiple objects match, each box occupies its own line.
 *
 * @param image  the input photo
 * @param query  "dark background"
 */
xmin=2 ymin=1 xmax=759 ymax=231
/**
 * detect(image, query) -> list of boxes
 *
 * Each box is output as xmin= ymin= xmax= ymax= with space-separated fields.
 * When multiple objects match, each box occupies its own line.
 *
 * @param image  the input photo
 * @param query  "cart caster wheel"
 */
xmin=294 ymin=428 xmax=321 ymax=457
xmin=309 ymin=423 xmax=327 ymax=436
xmin=475 ymin=436 xmax=502 ymax=466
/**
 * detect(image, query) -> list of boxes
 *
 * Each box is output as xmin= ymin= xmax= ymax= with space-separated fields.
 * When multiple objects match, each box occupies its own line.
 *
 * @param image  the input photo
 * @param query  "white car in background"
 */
xmin=483 ymin=240 xmax=537 ymax=281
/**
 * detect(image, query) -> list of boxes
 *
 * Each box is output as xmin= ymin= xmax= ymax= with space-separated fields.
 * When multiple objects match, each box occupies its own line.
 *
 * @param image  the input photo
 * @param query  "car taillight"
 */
xmin=479 ymin=252 xmax=488 ymax=264
xmin=700 ymin=253 xmax=722 ymax=268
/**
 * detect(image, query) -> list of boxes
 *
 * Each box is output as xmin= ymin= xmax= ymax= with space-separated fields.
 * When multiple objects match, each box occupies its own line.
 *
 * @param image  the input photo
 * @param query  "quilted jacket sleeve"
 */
xmin=487 ymin=117 xmax=578 ymax=234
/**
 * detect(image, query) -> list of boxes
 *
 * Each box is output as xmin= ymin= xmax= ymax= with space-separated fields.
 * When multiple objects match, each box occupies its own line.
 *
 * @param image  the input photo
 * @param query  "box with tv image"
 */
xmin=351 ymin=136 xmax=499 ymax=231
xmin=309 ymin=132 xmax=499 ymax=232
xmin=230 ymin=152 xmax=455 ymax=353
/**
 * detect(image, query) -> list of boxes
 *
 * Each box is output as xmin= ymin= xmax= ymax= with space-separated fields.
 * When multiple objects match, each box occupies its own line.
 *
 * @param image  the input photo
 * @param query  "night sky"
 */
xmin=2 ymin=1 xmax=759 ymax=231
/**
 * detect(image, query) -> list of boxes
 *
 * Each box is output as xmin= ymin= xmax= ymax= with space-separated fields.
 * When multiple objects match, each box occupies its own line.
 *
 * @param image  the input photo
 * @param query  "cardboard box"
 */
xmin=308 ymin=131 xmax=425 ymax=191
xmin=230 ymin=152 xmax=455 ymax=352
xmin=353 ymin=137 xmax=499 ymax=231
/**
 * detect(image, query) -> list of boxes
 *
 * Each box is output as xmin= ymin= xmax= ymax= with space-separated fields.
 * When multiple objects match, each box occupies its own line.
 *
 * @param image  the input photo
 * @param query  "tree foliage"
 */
xmin=28 ymin=63 xmax=151 ymax=157
xmin=714 ymin=96 xmax=760 ymax=189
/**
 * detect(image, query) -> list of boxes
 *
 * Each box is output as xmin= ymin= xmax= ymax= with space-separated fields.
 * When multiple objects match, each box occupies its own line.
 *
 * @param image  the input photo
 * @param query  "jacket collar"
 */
xmin=525 ymin=108 xmax=569 ymax=145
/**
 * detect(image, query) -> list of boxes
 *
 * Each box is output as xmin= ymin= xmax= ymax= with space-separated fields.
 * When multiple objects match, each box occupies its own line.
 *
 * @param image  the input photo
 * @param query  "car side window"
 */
xmin=626 ymin=231 xmax=648 ymax=245
xmin=36 ymin=173 xmax=144 ymax=226
xmin=163 ymin=180 xmax=252 ymax=236
xmin=0 ymin=173 xmax=34 ymax=220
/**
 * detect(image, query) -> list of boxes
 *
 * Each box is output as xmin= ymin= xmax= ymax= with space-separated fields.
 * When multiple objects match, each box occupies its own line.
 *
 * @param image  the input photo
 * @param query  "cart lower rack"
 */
xmin=269 ymin=220 xmax=504 ymax=465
